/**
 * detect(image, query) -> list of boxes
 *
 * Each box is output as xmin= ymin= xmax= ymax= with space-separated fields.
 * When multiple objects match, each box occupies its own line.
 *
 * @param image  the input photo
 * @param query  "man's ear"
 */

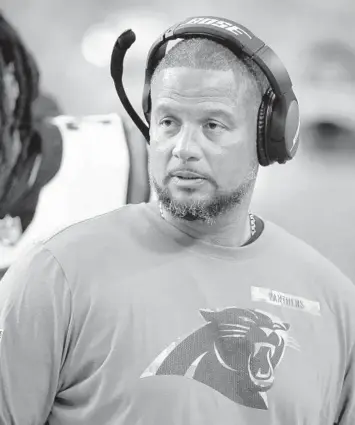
xmin=123 ymin=120 xmax=151 ymax=204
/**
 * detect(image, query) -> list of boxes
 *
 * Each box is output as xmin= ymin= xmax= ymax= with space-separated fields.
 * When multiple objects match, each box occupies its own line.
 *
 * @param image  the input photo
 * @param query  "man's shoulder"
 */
xmin=44 ymin=203 xmax=147 ymax=255
xmin=264 ymin=218 xmax=354 ymax=291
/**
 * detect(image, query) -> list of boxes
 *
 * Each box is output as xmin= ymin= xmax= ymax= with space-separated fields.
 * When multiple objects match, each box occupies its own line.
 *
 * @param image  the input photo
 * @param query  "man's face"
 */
xmin=149 ymin=67 xmax=259 ymax=222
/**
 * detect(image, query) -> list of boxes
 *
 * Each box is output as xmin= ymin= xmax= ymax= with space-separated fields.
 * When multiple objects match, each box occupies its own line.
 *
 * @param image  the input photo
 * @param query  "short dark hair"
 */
xmin=151 ymin=37 xmax=269 ymax=110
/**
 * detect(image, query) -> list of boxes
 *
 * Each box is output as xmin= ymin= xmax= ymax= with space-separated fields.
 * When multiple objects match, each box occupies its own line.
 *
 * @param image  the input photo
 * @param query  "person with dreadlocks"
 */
xmin=0 ymin=12 xmax=41 ymax=229
xmin=0 ymin=13 xmax=150 ymax=277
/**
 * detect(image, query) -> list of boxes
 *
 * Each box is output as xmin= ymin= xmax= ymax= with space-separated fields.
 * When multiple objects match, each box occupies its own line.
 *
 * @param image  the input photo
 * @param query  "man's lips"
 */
xmin=170 ymin=170 xmax=206 ymax=179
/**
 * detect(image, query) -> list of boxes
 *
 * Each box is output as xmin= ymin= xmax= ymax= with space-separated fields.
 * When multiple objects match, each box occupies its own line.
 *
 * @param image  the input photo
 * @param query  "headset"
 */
xmin=110 ymin=16 xmax=300 ymax=166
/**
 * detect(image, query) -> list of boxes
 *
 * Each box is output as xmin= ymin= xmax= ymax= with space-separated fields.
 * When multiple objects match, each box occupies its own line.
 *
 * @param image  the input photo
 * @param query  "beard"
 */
xmin=150 ymin=165 xmax=258 ymax=225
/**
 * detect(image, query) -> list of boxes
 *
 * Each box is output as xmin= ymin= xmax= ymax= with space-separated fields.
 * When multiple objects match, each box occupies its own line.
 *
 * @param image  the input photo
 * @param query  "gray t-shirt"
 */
xmin=0 ymin=202 xmax=354 ymax=424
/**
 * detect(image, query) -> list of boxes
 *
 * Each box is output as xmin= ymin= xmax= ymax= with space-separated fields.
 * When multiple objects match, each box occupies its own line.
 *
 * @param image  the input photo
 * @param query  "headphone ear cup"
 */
xmin=256 ymin=88 xmax=275 ymax=166
xmin=256 ymin=100 xmax=267 ymax=165
xmin=257 ymin=94 xmax=268 ymax=166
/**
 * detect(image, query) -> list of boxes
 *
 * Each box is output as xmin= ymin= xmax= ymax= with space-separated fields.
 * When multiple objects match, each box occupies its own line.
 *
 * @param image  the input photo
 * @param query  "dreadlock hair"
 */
xmin=0 ymin=13 xmax=39 ymax=140
xmin=0 ymin=13 xmax=41 ymax=216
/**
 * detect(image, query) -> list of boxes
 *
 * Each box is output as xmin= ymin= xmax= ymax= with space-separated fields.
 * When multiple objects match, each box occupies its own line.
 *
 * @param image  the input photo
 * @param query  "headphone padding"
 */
xmin=257 ymin=94 xmax=268 ymax=166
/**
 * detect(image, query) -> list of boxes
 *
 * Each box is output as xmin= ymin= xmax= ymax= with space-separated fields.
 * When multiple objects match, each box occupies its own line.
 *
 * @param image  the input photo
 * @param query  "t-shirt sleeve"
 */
xmin=0 ymin=244 xmax=72 ymax=424
xmin=334 ymin=344 xmax=355 ymax=425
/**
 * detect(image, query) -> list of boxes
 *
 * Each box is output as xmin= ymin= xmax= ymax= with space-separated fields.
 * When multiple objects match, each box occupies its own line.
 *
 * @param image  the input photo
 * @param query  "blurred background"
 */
xmin=1 ymin=0 xmax=355 ymax=280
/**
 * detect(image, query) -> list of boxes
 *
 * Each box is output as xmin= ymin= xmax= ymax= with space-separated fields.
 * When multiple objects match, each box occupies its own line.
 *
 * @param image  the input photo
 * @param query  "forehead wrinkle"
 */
xmin=155 ymin=89 xmax=238 ymax=107
xmin=152 ymin=93 xmax=247 ymax=123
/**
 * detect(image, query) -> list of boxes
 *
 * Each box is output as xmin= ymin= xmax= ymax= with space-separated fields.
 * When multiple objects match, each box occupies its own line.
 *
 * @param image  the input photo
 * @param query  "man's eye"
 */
xmin=205 ymin=122 xmax=224 ymax=131
xmin=160 ymin=118 xmax=175 ymax=128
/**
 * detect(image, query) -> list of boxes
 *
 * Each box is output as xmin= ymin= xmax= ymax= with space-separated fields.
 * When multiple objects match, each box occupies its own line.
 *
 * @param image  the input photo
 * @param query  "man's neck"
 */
xmin=159 ymin=201 xmax=253 ymax=248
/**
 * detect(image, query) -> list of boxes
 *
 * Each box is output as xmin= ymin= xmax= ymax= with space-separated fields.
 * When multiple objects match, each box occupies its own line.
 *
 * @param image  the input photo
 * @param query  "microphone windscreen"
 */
xmin=117 ymin=29 xmax=136 ymax=50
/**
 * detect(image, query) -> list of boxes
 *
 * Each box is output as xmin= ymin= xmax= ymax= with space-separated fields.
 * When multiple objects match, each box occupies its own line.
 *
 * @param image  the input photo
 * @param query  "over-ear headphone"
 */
xmin=111 ymin=16 xmax=300 ymax=166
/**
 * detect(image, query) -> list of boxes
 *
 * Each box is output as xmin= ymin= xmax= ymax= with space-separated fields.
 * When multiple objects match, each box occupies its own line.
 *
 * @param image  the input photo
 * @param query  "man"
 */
xmin=0 ymin=14 xmax=150 ymax=277
xmin=1 ymin=17 xmax=354 ymax=425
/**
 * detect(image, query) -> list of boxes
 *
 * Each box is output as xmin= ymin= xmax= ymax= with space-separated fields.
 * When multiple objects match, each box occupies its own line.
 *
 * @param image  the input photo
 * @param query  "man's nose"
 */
xmin=172 ymin=125 xmax=202 ymax=162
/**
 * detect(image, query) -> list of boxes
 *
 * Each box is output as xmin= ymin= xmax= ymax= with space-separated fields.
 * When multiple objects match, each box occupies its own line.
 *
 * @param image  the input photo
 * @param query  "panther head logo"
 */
xmin=141 ymin=307 xmax=300 ymax=410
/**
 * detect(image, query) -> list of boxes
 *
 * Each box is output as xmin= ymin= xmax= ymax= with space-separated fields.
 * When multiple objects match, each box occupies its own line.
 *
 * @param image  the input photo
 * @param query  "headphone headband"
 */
xmin=145 ymin=16 xmax=293 ymax=99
